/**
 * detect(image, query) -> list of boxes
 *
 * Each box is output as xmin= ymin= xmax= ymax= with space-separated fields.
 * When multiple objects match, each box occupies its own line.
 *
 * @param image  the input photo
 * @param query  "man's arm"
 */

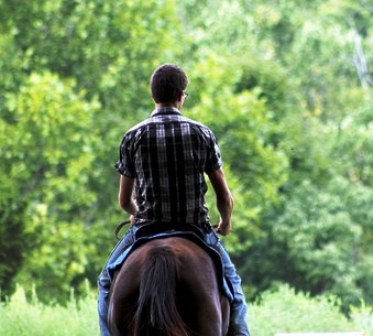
xmin=208 ymin=168 xmax=233 ymax=236
xmin=118 ymin=175 xmax=138 ymax=216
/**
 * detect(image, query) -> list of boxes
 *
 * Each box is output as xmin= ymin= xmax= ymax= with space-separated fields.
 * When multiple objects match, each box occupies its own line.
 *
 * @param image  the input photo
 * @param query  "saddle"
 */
xmin=134 ymin=221 xmax=206 ymax=239
xmin=107 ymin=222 xmax=233 ymax=301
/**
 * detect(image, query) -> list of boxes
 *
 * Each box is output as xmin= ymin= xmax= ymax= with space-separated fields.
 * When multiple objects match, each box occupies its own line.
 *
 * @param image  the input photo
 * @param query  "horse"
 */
xmin=108 ymin=236 xmax=230 ymax=336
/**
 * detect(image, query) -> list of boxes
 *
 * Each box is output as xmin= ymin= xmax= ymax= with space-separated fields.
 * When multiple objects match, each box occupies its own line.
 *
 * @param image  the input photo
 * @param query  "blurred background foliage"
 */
xmin=0 ymin=0 xmax=372 ymax=315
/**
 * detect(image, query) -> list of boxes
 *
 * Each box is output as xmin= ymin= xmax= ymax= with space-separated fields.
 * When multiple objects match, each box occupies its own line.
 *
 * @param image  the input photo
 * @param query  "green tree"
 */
xmin=1 ymin=72 xmax=99 ymax=300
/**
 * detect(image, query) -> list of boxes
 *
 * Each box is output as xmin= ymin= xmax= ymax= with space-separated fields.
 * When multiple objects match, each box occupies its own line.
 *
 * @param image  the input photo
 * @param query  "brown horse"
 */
xmin=108 ymin=236 xmax=230 ymax=336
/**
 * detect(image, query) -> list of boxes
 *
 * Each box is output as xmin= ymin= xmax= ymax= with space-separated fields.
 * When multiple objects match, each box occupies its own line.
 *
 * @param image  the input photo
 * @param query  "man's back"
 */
xmin=116 ymin=107 xmax=222 ymax=226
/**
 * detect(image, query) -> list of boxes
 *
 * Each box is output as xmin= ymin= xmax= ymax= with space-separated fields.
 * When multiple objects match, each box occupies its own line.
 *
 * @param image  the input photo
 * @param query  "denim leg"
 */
xmin=97 ymin=226 xmax=137 ymax=336
xmin=205 ymin=231 xmax=250 ymax=336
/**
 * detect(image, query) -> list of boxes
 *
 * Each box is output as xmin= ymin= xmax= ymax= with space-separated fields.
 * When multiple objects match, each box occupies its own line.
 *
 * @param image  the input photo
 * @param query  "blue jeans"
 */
xmin=98 ymin=225 xmax=250 ymax=336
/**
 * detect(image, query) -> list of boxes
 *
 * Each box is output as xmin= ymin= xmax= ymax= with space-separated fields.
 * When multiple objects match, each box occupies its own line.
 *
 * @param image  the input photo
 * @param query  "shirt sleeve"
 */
xmin=115 ymin=132 xmax=136 ymax=178
xmin=204 ymin=129 xmax=223 ymax=174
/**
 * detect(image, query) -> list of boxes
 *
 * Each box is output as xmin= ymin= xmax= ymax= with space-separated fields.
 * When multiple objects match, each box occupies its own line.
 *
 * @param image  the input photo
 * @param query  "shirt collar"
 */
xmin=151 ymin=107 xmax=182 ymax=116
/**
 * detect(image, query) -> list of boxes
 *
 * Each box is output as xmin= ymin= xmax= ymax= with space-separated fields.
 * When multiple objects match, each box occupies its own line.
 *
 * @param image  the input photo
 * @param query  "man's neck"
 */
xmin=155 ymin=102 xmax=182 ymax=110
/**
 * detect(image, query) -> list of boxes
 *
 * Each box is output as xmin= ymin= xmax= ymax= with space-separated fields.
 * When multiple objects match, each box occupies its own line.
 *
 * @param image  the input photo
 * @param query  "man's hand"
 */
xmin=216 ymin=218 xmax=232 ymax=236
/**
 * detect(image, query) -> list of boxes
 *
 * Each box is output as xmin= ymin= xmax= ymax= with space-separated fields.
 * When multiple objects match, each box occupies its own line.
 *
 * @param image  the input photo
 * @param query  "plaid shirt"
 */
xmin=116 ymin=107 xmax=222 ymax=226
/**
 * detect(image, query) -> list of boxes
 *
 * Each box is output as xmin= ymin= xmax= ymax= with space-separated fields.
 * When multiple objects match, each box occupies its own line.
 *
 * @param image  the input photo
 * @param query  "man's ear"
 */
xmin=177 ymin=91 xmax=184 ymax=103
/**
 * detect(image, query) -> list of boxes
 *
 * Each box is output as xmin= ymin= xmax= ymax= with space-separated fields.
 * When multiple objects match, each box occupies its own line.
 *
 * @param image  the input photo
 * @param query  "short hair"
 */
xmin=150 ymin=64 xmax=188 ymax=104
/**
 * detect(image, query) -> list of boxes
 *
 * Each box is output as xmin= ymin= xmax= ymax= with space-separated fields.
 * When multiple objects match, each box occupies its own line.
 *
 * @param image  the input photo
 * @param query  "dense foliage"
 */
xmin=0 ymin=0 xmax=372 ymax=314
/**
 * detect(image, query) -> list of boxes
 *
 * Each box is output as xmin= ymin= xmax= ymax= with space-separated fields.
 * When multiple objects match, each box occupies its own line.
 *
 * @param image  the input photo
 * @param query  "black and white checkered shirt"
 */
xmin=116 ymin=107 xmax=223 ymax=226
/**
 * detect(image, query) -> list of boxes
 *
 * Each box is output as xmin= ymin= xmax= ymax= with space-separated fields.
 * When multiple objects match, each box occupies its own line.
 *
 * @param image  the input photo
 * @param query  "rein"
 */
xmin=115 ymin=220 xmax=131 ymax=240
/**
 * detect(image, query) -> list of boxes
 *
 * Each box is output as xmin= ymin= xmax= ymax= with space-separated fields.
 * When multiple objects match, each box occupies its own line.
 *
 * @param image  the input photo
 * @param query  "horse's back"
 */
xmin=109 ymin=236 xmax=229 ymax=336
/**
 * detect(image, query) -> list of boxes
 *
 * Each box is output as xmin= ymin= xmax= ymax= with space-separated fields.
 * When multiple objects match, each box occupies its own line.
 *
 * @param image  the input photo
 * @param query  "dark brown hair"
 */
xmin=150 ymin=64 xmax=188 ymax=104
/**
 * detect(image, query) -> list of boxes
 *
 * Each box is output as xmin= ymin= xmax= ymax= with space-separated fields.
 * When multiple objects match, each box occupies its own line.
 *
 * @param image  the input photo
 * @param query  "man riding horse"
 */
xmin=98 ymin=64 xmax=250 ymax=335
